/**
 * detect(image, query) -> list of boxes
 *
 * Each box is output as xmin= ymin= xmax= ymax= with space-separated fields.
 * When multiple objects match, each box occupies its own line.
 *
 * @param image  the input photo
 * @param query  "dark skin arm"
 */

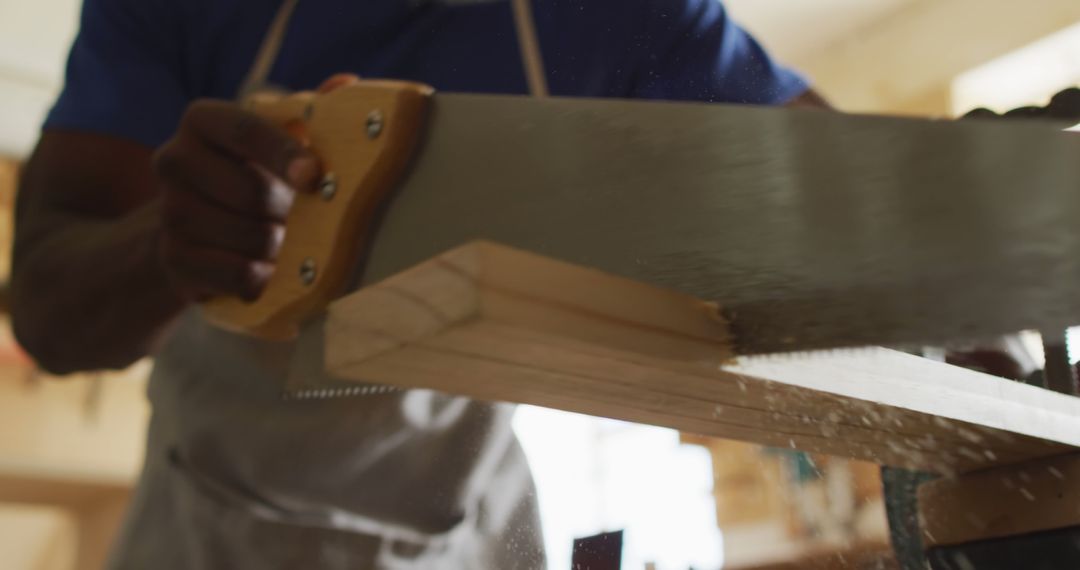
xmin=12 ymin=102 xmax=320 ymax=375
xmin=13 ymin=133 xmax=184 ymax=374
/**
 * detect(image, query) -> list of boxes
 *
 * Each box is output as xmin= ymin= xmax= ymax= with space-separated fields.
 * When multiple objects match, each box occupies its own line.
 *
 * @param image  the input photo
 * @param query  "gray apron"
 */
xmin=106 ymin=2 xmax=547 ymax=568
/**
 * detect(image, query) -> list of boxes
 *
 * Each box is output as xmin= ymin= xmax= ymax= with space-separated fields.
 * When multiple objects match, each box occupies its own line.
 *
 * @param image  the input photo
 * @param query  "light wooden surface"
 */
xmin=0 ymin=506 xmax=76 ymax=570
xmin=327 ymin=241 xmax=1080 ymax=474
xmin=726 ymin=540 xmax=899 ymax=570
xmin=919 ymin=453 xmax=1080 ymax=547
xmin=0 ymin=460 xmax=129 ymax=511
xmin=0 ymin=158 xmax=15 ymax=287
xmin=0 ymin=360 xmax=149 ymax=480
xmin=680 ymin=436 xmax=791 ymax=528
xmin=684 ymin=434 xmax=891 ymax=568
xmin=0 ymin=341 xmax=147 ymax=570
xmin=72 ymin=494 xmax=128 ymax=570
xmin=203 ymin=80 xmax=432 ymax=339
xmin=0 ymin=461 xmax=131 ymax=570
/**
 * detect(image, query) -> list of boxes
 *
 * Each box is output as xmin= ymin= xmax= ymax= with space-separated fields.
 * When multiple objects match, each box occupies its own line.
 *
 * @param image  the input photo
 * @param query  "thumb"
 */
xmin=318 ymin=73 xmax=362 ymax=94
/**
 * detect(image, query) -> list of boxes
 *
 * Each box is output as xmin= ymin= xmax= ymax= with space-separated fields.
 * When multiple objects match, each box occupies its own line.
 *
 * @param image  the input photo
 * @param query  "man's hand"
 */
xmin=154 ymin=101 xmax=320 ymax=302
xmin=13 ymin=74 xmax=359 ymax=373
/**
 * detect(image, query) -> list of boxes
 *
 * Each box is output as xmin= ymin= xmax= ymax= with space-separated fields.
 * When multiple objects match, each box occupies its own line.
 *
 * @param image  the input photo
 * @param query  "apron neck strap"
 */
xmin=511 ymin=0 xmax=549 ymax=98
xmin=237 ymin=0 xmax=300 ymax=100
xmin=237 ymin=0 xmax=548 ymax=99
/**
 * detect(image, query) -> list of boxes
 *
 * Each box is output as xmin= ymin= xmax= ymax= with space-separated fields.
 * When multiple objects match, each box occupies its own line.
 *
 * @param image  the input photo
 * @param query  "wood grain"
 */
xmin=326 ymin=241 xmax=1080 ymax=473
xmin=726 ymin=540 xmax=898 ymax=570
xmin=919 ymin=453 xmax=1080 ymax=546
xmin=203 ymin=80 xmax=433 ymax=339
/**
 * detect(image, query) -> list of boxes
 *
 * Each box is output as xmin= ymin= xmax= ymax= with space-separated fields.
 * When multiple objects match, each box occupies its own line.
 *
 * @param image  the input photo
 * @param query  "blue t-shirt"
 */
xmin=47 ymin=0 xmax=807 ymax=149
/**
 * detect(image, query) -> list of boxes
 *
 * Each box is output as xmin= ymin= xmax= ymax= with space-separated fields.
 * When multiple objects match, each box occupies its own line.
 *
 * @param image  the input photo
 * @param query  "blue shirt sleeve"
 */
xmin=44 ymin=0 xmax=190 ymax=148
xmin=631 ymin=0 xmax=808 ymax=104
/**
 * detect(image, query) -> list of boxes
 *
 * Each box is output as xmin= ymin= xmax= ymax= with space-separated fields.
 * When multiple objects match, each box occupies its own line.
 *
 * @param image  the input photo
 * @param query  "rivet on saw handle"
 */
xmin=201 ymin=80 xmax=434 ymax=340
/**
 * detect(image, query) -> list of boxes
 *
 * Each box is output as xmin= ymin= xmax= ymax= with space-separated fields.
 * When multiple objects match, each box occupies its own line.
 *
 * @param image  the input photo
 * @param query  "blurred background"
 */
xmin=0 ymin=0 xmax=1079 ymax=568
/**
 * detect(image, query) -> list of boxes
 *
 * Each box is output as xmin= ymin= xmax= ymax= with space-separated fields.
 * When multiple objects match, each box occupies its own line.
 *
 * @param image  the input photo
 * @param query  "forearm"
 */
xmin=11 ymin=113 xmax=317 ymax=375
xmin=12 ymin=200 xmax=187 ymax=374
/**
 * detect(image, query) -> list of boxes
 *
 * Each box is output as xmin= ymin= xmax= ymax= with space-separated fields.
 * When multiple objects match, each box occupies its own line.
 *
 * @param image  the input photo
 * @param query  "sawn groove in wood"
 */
xmin=326 ymin=241 xmax=1080 ymax=474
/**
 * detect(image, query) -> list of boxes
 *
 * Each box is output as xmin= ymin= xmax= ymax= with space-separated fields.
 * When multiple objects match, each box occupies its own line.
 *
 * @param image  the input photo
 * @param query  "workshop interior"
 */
xmin=3 ymin=0 xmax=1080 ymax=569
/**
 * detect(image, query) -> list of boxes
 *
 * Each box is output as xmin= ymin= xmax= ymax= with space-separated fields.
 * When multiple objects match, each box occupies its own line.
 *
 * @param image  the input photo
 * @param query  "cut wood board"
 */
xmin=919 ymin=453 xmax=1080 ymax=547
xmin=326 ymin=241 xmax=1080 ymax=474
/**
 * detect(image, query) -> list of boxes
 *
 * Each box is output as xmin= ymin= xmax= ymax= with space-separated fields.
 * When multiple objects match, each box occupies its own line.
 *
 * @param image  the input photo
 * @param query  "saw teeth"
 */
xmin=730 ymin=346 xmax=883 ymax=364
xmin=282 ymin=384 xmax=401 ymax=401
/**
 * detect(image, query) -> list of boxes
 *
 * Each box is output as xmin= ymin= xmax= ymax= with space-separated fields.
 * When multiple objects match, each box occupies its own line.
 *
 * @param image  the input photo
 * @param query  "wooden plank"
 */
xmin=0 ymin=157 xmax=16 ymax=285
xmin=0 ymin=459 xmax=129 ymax=510
xmin=726 ymin=540 xmax=899 ymax=570
xmin=919 ymin=453 xmax=1080 ymax=547
xmin=679 ymin=437 xmax=792 ymax=527
xmin=0 ymin=505 xmax=77 ymax=570
xmin=0 ymin=360 xmax=150 ymax=482
xmin=0 ymin=460 xmax=131 ymax=570
xmin=73 ymin=493 xmax=128 ymax=570
xmin=326 ymin=241 xmax=1080 ymax=474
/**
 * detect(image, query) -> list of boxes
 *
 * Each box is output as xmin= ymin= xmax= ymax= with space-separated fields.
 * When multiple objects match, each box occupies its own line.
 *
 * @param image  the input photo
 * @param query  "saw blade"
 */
xmin=283 ymin=314 xmax=401 ymax=400
xmin=285 ymin=93 xmax=1080 ymax=394
xmin=364 ymin=94 xmax=1080 ymax=352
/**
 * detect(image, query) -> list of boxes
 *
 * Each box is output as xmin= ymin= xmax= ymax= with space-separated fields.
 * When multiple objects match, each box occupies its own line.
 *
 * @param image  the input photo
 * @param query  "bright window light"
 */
xmin=951 ymin=21 xmax=1080 ymax=115
xmin=514 ymin=406 xmax=723 ymax=570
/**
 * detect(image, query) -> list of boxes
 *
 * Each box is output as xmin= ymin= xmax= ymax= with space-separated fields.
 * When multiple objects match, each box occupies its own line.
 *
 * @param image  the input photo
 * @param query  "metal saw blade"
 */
xmin=284 ymin=314 xmax=402 ymax=399
xmin=285 ymin=93 xmax=1080 ymax=396
xmin=362 ymin=94 xmax=1080 ymax=353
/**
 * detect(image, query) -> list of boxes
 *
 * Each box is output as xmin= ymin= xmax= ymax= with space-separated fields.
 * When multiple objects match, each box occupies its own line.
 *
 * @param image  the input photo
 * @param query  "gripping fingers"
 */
xmin=161 ymin=188 xmax=286 ymax=261
xmin=159 ymin=235 xmax=276 ymax=302
xmin=154 ymin=132 xmax=297 ymax=221
xmin=181 ymin=99 xmax=320 ymax=192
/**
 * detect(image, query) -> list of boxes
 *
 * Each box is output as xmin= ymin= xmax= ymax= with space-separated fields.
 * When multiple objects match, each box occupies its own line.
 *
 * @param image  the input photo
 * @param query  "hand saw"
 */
xmin=201 ymin=80 xmax=1080 ymax=397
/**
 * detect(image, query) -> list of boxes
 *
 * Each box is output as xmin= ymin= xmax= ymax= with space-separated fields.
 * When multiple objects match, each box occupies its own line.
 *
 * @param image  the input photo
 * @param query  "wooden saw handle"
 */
xmin=202 ymin=80 xmax=433 ymax=339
